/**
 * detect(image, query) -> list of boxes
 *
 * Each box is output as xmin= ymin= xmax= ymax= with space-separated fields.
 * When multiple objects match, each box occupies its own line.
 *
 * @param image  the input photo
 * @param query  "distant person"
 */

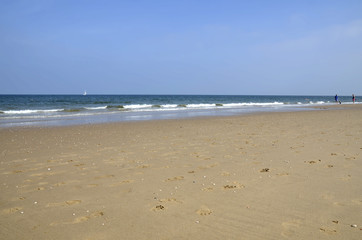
xmin=352 ymin=94 xmax=355 ymax=103
xmin=335 ymin=94 xmax=338 ymax=103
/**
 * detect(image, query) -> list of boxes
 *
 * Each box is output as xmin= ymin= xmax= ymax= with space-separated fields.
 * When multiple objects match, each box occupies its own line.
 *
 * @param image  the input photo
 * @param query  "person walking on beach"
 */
xmin=335 ymin=94 xmax=338 ymax=103
xmin=352 ymin=94 xmax=355 ymax=103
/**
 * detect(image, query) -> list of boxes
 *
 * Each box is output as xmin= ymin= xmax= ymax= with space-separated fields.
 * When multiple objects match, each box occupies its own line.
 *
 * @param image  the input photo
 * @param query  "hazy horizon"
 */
xmin=0 ymin=93 xmax=359 ymax=97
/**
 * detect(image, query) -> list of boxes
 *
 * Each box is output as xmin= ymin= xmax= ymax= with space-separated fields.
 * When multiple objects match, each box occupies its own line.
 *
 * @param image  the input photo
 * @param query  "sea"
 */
xmin=0 ymin=95 xmax=358 ymax=128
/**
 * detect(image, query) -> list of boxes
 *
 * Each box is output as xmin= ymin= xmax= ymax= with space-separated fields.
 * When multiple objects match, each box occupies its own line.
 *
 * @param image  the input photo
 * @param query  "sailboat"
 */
xmin=83 ymin=90 xmax=87 ymax=96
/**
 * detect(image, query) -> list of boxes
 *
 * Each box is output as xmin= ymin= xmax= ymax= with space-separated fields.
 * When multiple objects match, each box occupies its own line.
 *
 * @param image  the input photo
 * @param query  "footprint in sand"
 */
xmin=158 ymin=198 xmax=181 ymax=203
xmin=165 ymin=176 xmax=184 ymax=182
xmin=94 ymin=175 xmax=114 ymax=180
xmin=151 ymin=198 xmax=181 ymax=211
xmin=330 ymin=199 xmax=362 ymax=207
xmin=202 ymin=187 xmax=214 ymax=192
xmin=351 ymin=199 xmax=362 ymax=205
xmin=46 ymin=200 xmax=82 ymax=207
xmin=138 ymin=164 xmax=150 ymax=169
xmin=198 ymin=163 xmax=219 ymax=170
xmin=281 ymin=219 xmax=302 ymax=237
xmin=345 ymin=156 xmax=356 ymax=160
xmin=65 ymin=200 xmax=82 ymax=205
xmin=341 ymin=174 xmax=352 ymax=181
xmin=110 ymin=180 xmax=134 ymax=187
xmin=2 ymin=207 xmax=23 ymax=214
xmin=319 ymin=227 xmax=337 ymax=234
xmin=223 ymin=182 xmax=244 ymax=190
xmin=333 ymin=201 xmax=345 ymax=206
xmin=74 ymin=163 xmax=85 ymax=167
xmin=50 ymin=211 xmax=104 ymax=226
xmin=197 ymin=206 xmax=212 ymax=216
xmin=194 ymin=153 xmax=211 ymax=160
xmin=151 ymin=205 xmax=165 ymax=211
xmin=53 ymin=182 xmax=67 ymax=187
xmin=321 ymin=192 xmax=346 ymax=206
xmin=305 ymin=160 xmax=321 ymax=164
xmin=73 ymin=211 xmax=104 ymax=224
xmin=321 ymin=192 xmax=335 ymax=202
xmin=221 ymin=171 xmax=231 ymax=176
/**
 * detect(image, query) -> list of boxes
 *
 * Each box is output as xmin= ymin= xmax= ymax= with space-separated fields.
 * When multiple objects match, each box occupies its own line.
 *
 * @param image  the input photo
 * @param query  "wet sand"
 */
xmin=1 ymin=105 xmax=361 ymax=239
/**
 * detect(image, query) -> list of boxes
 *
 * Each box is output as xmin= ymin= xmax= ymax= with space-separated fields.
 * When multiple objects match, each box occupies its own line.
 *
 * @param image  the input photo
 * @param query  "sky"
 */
xmin=0 ymin=0 xmax=362 ymax=95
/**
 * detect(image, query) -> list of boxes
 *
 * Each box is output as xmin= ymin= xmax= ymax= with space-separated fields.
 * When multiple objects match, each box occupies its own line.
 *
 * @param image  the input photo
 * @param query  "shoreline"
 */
xmin=0 ymin=103 xmax=360 ymax=130
xmin=0 ymin=105 xmax=309 ymax=129
xmin=1 ymin=106 xmax=361 ymax=239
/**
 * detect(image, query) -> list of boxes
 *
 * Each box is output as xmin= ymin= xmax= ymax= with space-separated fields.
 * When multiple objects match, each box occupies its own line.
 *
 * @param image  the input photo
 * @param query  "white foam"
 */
xmin=124 ymin=104 xmax=153 ymax=109
xmin=85 ymin=106 xmax=107 ymax=110
xmin=161 ymin=104 xmax=178 ymax=108
xmin=122 ymin=102 xmax=288 ymax=112
xmin=187 ymin=104 xmax=216 ymax=108
xmin=223 ymin=102 xmax=283 ymax=107
xmin=3 ymin=109 xmax=62 ymax=114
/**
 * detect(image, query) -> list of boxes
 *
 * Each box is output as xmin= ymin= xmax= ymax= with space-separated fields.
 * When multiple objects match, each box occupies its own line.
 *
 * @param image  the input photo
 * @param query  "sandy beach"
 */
xmin=1 ymin=105 xmax=361 ymax=240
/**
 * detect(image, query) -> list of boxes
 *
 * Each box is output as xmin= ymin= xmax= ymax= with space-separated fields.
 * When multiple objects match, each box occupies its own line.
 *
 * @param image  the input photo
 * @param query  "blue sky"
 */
xmin=1 ymin=0 xmax=361 ymax=95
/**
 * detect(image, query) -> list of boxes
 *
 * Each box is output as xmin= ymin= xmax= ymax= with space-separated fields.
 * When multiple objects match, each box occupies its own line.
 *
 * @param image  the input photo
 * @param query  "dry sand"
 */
xmin=1 ymin=106 xmax=361 ymax=239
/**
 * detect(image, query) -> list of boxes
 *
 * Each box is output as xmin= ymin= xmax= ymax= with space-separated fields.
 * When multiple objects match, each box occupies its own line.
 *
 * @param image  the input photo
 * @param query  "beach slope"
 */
xmin=1 ymin=106 xmax=361 ymax=239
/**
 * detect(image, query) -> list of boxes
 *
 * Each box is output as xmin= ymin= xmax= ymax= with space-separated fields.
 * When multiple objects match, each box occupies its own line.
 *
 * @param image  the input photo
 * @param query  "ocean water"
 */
xmin=0 ymin=95 xmax=358 ymax=127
